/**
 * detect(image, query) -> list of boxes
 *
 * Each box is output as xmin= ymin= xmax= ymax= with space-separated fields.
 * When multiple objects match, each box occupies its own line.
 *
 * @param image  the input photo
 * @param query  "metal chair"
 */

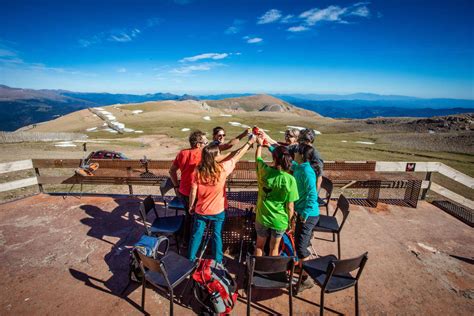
xmin=160 ymin=177 xmax=186 ymax=216
xmin=133 ymin=248 xmax=197 ymax=315
xmin=139 ymin=195 xmax=184 ymax=254
xmin=296 ymin=252 xmax=368 ymax=316
xmin=318 ymin=176 xmax=333 ymax=215
xmin=313 ymin=194 xmax=351 ymax=259
xmin=246 ymin=255 xmax=297 ymax=316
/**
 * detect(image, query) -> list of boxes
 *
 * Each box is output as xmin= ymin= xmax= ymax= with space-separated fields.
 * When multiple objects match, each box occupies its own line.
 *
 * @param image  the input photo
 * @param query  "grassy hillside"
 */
xmin=1 ymin=96 xmax=472 ymax=200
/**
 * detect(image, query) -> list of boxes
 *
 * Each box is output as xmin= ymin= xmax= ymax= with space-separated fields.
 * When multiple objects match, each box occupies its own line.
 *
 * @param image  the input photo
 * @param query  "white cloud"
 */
xmin=280 ymin=15 xmax=295 ymax=24
xmin=224 ymin=19 xmax=245 ymax=35
xmin=109 ymin=33 xmax=133 ymax=42
xmin=287 ymin=25 xmax=310 ymax=32
xmin=0 ymin=43 xmax=96 ymax=76
xmin=180 ymin=53 xmax=229 ymax=62
xmin=169 ymin=63 xmax=217 ymax=74
xmin=300 ymin=6 xmax=348 ymax=25
xmin=0 ymin=46 xmax=23 ymax=65
xmin=295 ymin=3 xmax=371 ymax=28
xmin=117 ymin=68 xmax=127 ymax=73
xmin=0 ymin=48 xmax=17 ymax=57
xmin=244 ymin=36 xmax=263 ymax=44
xmin=351 ymin=6 xmax=370 ymax=17
xmin=257 ymin=9 xmax=282 ymax=24
xmin=79 ymin=19 xmax=159 ymax=47
xmin=225 ymin=26 xmax=239 ymax=34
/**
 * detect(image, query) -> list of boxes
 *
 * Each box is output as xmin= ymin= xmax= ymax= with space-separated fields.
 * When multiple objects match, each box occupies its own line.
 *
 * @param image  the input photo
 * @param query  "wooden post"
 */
xmin=127 ymin=167 xmax=133 ymax=195
xmin=34 ymin=167 xmax=44 ymax=193
xmin=421 ymin=172 xmax=432 ymax=200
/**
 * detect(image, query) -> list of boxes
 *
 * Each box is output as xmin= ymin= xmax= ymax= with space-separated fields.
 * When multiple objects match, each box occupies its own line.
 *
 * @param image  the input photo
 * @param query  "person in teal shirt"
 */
xmin=292 ymin=144 xmax=320 ymax=260
xmin=254 ymin=136 xmax=299 ymax=256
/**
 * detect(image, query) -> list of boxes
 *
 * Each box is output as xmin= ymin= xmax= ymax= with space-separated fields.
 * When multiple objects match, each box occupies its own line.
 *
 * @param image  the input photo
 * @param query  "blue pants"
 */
xmin=188 ymin=212 xmax=225 ymax=263
xmin=295 ymin=215 xmax=319 ymax=259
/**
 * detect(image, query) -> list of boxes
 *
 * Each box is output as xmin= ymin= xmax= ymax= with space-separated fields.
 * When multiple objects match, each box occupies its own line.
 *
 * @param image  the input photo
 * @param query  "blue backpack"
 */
xmin=129 ymin=235 xmax=169 ymax=282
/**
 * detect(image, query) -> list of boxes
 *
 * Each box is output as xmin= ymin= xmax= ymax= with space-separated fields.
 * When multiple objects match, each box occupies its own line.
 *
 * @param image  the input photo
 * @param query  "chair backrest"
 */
xmin=334 ymin=194 xmax=350 ymax=231
xmin=160 ymin=177 xmax=174 ymax=199
xmin=327 ymin=252 xmax=368 ymax=281
xmin=320 ymin=176 xmax=333 ymax=199
xmin=139 ymin=196 xmax=158 ymax=235
xmin=134 ymin=249 xmax=172 ymax=287
xmin=249 ymin=255 xmax=296 ymax=275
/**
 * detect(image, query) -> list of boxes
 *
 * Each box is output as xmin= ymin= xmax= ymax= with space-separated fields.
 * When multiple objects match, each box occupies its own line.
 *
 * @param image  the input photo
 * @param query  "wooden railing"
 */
xmin=0 ymin=159 xmax=472 ymax=210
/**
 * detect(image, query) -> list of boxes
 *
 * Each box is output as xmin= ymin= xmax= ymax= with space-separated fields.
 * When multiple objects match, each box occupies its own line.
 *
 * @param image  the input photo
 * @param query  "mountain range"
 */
xmin=0 ymin=84 xmax=472 ymax=131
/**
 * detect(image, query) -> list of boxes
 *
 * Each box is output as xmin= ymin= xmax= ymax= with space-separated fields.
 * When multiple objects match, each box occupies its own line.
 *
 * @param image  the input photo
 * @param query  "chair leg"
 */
xmin=326 ymin=203 xmax=329 ymax=216
xmin=289 ymin=281 xmax=293 ymax=316
xmin=175 ymin=233 xmax=180 ymax=255
xmin=355 ymin=282 xmax=359 ymax=316
xmin=320 ymin=289 xmax=325 ymax=316
xmin=337 ymin=233 xmax=341 ymax=259
xmin=170 ymin=288 xmax=174 ymax=316
xmin=141 ymin=280 xmax=146 ymax=311
xmin=247 ymin=285 xmax=252 ymax=316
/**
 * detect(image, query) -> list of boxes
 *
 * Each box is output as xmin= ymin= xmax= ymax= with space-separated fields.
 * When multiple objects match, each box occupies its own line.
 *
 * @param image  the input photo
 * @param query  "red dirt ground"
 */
xmin=0 ymin=194 xmax=473 ymax=315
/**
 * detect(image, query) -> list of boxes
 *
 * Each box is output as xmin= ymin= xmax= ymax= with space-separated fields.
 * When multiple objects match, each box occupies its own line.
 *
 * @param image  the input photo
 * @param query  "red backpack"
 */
xmin=192 ymin=259 xmax=238 ymax=315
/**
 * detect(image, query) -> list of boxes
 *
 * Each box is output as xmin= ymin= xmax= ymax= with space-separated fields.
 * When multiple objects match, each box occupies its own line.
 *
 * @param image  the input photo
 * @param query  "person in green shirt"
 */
xmin=254 ymin=135 xmax=299 ymax=256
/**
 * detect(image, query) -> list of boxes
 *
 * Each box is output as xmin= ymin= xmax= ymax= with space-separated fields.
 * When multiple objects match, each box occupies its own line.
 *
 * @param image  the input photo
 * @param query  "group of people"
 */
xmin=168 ymin=125 xmax=324 ymax=266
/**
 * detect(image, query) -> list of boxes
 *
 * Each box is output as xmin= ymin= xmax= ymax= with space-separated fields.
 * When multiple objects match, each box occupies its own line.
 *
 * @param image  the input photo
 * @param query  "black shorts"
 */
xmin=295 ymin=215 xmax=319 ymax=259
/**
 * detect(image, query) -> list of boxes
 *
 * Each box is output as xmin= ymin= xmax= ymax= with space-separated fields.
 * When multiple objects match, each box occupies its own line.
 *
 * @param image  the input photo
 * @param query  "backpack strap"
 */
xmin=152 ymin=235 xmax=170 ymax=258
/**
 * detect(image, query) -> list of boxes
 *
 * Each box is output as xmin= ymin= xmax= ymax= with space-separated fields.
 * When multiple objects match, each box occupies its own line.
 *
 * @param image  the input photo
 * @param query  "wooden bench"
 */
xmin=32 ymin=159 xmax=173 ymax=194
xmin=32 ymin=159 xmax=422 ymax=207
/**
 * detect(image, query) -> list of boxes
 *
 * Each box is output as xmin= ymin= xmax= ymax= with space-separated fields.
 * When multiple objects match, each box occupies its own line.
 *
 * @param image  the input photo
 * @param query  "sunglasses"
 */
xmin=217 ymin=133 xmax=226 ymax=137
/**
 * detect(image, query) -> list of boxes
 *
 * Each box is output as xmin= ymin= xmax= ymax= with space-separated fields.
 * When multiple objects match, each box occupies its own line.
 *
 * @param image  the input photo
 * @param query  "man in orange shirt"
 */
xmin=169 ymin=130 xmax=208 ymax=244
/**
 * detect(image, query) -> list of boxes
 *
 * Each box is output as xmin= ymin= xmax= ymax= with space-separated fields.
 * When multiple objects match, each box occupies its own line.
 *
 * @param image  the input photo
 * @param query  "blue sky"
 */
xmin=0 ymin=0 xmax=473 ymax=98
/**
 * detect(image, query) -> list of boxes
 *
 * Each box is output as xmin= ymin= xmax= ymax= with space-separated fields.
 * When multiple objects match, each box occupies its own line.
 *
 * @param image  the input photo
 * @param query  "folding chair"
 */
xmin=160 ymin=177 xmax=186 ymax=216
xmin=134 ymin=248 xmax=196 ymax=315
xmin=312 ymin=194 xmax=351 ymax=259
xmin=318 ymin=176 xmax=333 ymax=215
xmin=139 ymin=195 xmax=184 ymax=254
xmin=296 ymin=252 xmax=368 ymax=316
xmin=246 ymin=255 xmax=297 ymax=316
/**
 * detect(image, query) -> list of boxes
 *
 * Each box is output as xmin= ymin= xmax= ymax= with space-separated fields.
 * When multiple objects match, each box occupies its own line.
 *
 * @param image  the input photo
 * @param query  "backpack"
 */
xmin=129 ymin=235 xmax=169 ymax=283
xmin=279 ymin=230 xmax=298 ymax=261
xmin=192 ymin=259 xmax=238 ymax=315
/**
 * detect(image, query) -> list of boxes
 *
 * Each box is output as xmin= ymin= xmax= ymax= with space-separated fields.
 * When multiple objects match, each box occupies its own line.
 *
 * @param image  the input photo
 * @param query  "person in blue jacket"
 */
xmin=292 ymin=143 xmax=320 ymax=261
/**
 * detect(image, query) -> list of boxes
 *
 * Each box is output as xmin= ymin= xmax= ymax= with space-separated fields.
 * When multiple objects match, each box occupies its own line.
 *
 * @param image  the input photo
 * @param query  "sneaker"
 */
xmin=297 ymin=278 xmax=314 ymax=292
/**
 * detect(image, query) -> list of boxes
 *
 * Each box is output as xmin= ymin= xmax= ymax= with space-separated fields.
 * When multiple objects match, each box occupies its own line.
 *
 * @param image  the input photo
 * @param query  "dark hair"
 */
xmin=297 ymin=144 xmax=315 ymax=163
xmin=189 ymin=130 xmax=206 ymax=148
xmin=298 ymin=128 xmax=315 ymax=144
xmin=272 ymin=146 xmax=293 ymax=172
xmin=197 ymin=144 xmax=221 ymax=185
xmin=213 ymin=126 xmax=225 ymax=136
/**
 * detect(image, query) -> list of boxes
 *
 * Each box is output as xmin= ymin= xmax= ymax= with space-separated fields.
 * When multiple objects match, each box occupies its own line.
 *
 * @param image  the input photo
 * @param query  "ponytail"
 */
xmin=272 ymin=146 xmax=293 ymax=172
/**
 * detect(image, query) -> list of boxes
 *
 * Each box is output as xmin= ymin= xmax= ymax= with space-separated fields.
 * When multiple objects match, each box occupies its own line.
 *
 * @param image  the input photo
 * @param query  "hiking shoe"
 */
xmin=297 ymin=278 xmax=315 ymax=292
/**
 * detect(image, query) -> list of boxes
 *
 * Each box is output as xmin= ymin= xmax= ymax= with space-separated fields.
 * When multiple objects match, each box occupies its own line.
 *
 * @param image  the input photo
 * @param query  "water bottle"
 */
xmin=210 ymin=291 xmax=226 ymax=313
